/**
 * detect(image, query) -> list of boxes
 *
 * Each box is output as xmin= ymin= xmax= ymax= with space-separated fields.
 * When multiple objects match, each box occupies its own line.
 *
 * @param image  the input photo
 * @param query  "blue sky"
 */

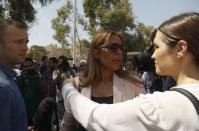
xmin=131 ymin=0 xmax=199 ymax=26
xmin=28 ymin=0 xmax=199 ymax=47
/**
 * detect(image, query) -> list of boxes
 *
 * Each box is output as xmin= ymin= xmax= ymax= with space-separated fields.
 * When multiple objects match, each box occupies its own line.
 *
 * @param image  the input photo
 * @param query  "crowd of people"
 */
xmin=16 ymin=55 xmax=87 ymax=130
xmin=0 ymin=12 xmax=199 ymax=131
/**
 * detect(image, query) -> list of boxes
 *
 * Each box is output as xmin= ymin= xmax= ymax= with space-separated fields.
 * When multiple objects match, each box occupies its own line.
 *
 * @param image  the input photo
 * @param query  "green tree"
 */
xmin=51 ymin=0 xmax=154 ymax=55
xmin=0 ymin=0 xmax=54 ymax=25
xmin=51 ymin=1 xmax=72 ymax=47
xmin=134 ymin=23 xmax=154 ymax=51
xmin=83 ymin=0 xmax=135 ymax=35
xmin=83 ymin=0 xmax=152 ymax=52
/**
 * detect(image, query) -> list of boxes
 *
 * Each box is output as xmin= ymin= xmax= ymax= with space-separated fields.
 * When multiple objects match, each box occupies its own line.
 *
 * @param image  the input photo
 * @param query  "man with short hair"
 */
xmin=40 ymin=55 xmax=48 ymax=76
xmin=0 ymin=19 xmax=29 ymax=131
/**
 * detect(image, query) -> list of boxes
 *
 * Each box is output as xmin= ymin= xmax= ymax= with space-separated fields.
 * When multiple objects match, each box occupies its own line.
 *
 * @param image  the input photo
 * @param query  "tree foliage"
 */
xmin=0 ymin=0 xmax=54 ymax=25
xmin=52 ymin=0 xmax=154 ymax=54
xmin=134 ymin=23 xmax=154 ymax=51
xmin=51 ymin=1 xmax=72 ymax=47
xmin=83 ymin=0 xmax=154 ymax=52
xmin=83 ymin=0 xmax=135 ymax=35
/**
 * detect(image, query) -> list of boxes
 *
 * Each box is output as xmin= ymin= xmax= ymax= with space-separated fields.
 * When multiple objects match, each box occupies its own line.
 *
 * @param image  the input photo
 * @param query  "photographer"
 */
xmin=54 ymin=56 xmax=75 ymax=89
xmin=53 ymin=56 xmax=75 ymax=121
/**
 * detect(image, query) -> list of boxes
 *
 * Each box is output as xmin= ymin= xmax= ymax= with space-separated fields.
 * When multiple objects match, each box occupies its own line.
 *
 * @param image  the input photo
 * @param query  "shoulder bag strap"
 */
xmin=170 ymin=88 xmax=199 ymax=115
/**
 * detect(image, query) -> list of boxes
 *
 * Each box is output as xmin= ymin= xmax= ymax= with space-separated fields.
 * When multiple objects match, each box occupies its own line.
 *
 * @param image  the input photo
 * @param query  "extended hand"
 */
xmin=62 ymin=83 xmax=79 ymax=112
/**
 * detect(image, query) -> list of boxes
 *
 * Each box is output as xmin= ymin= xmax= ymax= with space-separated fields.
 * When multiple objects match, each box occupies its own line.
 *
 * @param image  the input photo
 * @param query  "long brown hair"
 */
xmin=79 ymin=30 xmax=142 ymax=87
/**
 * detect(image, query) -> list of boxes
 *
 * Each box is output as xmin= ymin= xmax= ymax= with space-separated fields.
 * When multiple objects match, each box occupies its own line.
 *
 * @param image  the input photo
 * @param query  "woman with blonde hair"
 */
xmin=61 ymin=31 xmax=144 ymax=131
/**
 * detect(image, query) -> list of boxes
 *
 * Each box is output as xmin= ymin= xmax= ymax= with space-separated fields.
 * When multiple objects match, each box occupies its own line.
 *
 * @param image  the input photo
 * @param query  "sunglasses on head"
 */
xmin=99 ymin=43 xmax=124 ymax=53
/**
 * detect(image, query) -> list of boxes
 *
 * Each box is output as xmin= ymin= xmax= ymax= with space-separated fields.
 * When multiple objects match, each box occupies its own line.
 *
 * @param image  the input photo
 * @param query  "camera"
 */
xmin=57 ymin=57 xmax=70 ymax=72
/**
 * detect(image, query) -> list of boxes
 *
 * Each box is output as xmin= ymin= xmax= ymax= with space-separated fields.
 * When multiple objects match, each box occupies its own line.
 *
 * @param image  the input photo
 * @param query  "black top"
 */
xmin=91 ymin=96 xmax=113 ymax=104
xmin=75 ymin=96 xmax=113 ymax=131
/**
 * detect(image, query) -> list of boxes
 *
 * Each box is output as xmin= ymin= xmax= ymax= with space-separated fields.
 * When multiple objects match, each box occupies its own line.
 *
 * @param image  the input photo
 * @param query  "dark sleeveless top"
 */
xmin=91 ymin=96 xmax=113 ymax=104
xmin=75 ymin=96 xmax=113 ymax=131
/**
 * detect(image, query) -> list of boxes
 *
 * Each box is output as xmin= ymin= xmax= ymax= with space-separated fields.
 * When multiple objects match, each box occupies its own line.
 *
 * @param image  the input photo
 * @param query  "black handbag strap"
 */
xmin=170 ymin=88 xmax=199 ymax=115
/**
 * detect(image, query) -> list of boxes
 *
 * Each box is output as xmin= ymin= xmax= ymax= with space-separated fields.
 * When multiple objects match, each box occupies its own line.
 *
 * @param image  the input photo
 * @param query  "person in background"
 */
xmin=0 ymin=19 xmax=28 ymax=131
xmin=126 ymin=58 xmax=135 ymax=71
xmin=53 ymin=56 xmax=75 ymax=122
xmin=17 ymin=57 xmax=46 ymax=128
xmin=162 ymin=76 xmax=176 ymax=91
xmin=62 ymin=12 xmax=199 ymax=131
xmin=78 ymin=59 xmax=87 ymax=76
xmin=40 ymin=55 xmax=48 ymax=76
xmin=72 ymin=64 xmax=78 ymax=74
xmin=43 ymin=57 xmax=58 ymax=97
xmin=61 ymin=31 xmax=144 ymax=131
xmin=126 ymin=57 xmax=139 ymax=78
xmin=137 ymin=50 xmax=164 ymax=93
xmin=13 ymin=64 xmax=22 ymax=77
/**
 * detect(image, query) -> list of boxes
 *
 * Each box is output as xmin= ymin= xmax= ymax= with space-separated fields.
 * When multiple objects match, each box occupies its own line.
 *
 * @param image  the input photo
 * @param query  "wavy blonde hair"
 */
xmin=79 ymin=30 xmax=142 ymax=87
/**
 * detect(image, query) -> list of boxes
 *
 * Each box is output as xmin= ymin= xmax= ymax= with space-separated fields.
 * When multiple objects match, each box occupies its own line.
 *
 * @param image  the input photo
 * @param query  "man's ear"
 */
xmin=176 ymin=40 xmax=188 ymax=58
xmin=93 ymin=49 xmax=99 ymax=59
